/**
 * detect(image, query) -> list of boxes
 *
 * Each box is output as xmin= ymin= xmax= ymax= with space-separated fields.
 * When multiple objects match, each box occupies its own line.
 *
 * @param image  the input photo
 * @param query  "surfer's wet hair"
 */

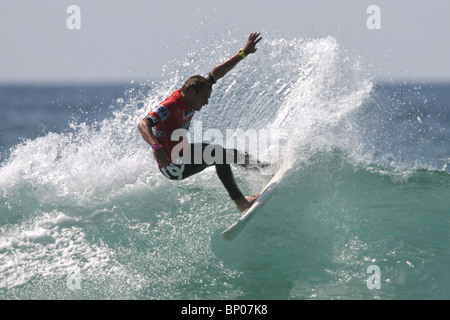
xmin=181 ymin=75 xmax=212 ymax=94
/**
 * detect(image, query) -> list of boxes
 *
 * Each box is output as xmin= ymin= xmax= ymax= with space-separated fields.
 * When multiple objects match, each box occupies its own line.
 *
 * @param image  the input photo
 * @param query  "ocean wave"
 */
xmin=1 ymin=35 xmax=449 ymax=299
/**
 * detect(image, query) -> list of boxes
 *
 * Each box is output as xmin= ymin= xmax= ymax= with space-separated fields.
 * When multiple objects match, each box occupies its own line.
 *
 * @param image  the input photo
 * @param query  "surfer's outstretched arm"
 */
xmin=209 ymin=32 xmax=262 ymax=82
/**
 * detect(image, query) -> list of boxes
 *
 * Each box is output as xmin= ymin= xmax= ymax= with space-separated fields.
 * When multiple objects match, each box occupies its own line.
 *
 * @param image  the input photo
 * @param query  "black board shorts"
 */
xmin=158 ymin=143 xmax=253 ymax=200
xmin=158 ymin=143 xmax=242 ymax=181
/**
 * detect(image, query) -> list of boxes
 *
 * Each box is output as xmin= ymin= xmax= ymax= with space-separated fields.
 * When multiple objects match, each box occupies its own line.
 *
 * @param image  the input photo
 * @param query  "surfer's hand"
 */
xmin=243 ymin=32 xmax=262 ymax=55
xmin=153 ymin=148 xmax=170 ymax=169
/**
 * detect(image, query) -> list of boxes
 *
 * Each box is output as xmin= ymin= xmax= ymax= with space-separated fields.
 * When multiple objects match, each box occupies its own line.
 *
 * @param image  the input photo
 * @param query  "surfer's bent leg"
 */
xmin=214 ymin=163 xmax=244 ymax=200
xmin=207 ymin=144 xmax=245 ymax=200
xmin=159 ymin=143 xmax=244 ymax=199
xmin=159 ymin=143 xmax=257 ymax=211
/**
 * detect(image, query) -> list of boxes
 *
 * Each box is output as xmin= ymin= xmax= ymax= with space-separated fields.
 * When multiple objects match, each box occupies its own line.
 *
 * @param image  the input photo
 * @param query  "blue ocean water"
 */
xmin=1 ymin=37 xmax=449 ymax=300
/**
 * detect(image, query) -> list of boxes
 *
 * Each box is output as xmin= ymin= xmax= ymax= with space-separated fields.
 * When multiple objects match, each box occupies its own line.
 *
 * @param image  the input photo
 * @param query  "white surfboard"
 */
xmin=222 ymin=163 xmax=287 ymax=240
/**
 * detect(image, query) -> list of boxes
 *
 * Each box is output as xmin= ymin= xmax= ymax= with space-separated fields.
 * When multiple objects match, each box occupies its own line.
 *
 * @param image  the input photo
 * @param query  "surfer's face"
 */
xmin=186 ymin=87 xmax=211 ymax=111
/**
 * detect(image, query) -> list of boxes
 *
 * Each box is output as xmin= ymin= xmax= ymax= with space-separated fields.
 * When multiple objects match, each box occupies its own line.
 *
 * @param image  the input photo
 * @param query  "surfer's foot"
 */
xmin=235 ymin=194 xmax=260 ymax=212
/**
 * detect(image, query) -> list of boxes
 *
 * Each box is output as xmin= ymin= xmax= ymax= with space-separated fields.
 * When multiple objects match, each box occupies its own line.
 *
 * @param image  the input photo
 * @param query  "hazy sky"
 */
xmin=1 ymin=0 xmax=449 ymax=84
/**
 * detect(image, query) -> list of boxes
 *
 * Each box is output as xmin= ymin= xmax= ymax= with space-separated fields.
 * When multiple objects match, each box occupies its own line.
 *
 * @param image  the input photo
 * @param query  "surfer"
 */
xmin=138 ymin=32 xmax=262 ymax=212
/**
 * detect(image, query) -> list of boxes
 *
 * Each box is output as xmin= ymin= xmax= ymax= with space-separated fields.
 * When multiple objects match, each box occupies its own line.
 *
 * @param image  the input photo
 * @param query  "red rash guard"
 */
xmin=145 ymin=89 xmax=195 ymax=164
